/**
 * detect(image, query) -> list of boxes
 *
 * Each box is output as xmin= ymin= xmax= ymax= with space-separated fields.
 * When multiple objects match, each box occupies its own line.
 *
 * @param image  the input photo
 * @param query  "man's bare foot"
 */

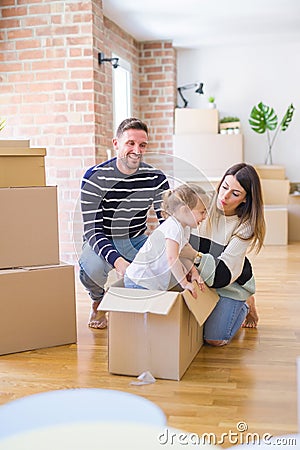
xmin=88 ymin=311 xmax=108 ymax=329
xmin=88 ymin=300 xmax=108 ymax=329
xmin=88 ymin=312 xmax=108 ymax=329
xmin=242 ymin=295 xmax=259 ymax=328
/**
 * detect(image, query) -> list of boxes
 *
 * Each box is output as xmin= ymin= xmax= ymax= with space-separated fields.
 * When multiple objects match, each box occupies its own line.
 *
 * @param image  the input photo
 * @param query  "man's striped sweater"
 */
xmin=81 ymin=157 xmax=169 ymax=267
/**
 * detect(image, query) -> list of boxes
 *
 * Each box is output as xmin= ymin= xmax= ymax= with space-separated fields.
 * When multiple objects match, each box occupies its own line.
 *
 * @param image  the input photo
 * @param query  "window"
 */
xmin=112 ymin=54 xmax=132 ymax=134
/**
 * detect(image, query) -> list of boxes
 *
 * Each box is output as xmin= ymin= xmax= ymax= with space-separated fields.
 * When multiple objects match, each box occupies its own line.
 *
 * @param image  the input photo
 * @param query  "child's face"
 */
xmin=182 ymin=199 xmax=207 ymax=228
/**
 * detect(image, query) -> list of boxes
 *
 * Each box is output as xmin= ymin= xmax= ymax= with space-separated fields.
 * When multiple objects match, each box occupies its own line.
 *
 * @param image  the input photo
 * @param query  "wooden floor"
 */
xmin=0 ymin=243 xmax=299 ymax=447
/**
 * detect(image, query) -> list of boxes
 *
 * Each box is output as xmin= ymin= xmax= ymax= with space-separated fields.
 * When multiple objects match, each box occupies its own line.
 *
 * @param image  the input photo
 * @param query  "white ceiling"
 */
xmin=103 ymin=0 xmax=300 ymax=49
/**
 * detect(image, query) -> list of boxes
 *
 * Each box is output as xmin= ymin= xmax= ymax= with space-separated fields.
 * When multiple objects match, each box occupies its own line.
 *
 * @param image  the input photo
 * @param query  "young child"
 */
xmin=124 ymin=184 xmax=210 ymax=298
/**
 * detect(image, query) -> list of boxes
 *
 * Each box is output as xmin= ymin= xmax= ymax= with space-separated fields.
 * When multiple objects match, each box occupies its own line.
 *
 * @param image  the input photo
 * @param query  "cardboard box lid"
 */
xmin=0 ymin=147 xmax=46 ymax=156
xmin=100 ymin=282 xmax=219 ymax=326
xmin=0 ymin=263 xmax=71 ymax=276
xmin=100 ymin=287 xmax=180 ymax=315
xmin=0 ymin=185 xmax=54 ymax=192
xmin=0 ymin=140 xmax=30 ymax=148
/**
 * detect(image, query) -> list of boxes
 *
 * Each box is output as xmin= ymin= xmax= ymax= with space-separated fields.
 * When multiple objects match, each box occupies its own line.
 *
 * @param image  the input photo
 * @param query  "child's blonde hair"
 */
xmin=162 ymin=183 xmax=209 ymax=219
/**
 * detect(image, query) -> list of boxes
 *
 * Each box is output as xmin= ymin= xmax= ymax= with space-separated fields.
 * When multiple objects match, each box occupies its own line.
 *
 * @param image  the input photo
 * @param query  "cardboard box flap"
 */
xmin=0 ymin=147 xmax=46 ymax=156
xmin=99 ymin=286 xmax=180 ymax=315
xmin=182 ymin=282 xmax=219 ymax=326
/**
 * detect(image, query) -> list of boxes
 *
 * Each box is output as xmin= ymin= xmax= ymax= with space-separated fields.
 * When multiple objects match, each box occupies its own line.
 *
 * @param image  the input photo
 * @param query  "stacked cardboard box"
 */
xmin=255 ymin=165 xmax=289 ymax=245
xmin=173 ymin=108 xmax=244 ymax=181
xmin=0 ymin=140 xmax=77 ymax=356
xmin=288 ymin=192 xmax=300 ymax=242
xmin=0 ymin=140 xmax=46 ymax=188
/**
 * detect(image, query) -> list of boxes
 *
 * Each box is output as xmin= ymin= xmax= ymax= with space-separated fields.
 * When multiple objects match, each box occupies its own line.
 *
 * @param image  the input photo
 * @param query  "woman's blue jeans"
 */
xmin=79 ymin=235 xmax=148 ymax=302
xmin=204 ymin=296 xmax=249 ymax=342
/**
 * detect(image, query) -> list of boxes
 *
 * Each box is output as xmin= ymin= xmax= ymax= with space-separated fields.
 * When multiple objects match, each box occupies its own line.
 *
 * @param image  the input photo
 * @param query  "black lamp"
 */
xmin=98 ymin=52 xmax=119 ymax=69
xmin=177 ymin=82 xmax=204 ymax=108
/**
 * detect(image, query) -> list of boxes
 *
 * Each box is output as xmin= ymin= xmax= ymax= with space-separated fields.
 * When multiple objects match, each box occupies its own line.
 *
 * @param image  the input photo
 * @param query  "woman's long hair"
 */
xmin=209 ymin=163 xmax=266 ymax=253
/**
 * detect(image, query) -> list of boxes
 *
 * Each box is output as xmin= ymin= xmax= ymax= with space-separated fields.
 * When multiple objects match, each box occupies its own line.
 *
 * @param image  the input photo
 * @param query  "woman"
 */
xmin=188 ymin=163 xmax=266 ymax=346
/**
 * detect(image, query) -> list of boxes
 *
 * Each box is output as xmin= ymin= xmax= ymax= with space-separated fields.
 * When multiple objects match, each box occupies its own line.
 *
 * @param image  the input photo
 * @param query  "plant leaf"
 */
xmin=249 ymin=102 xmax=278 ymax=134
xmin=281 ymin=103 xmax=295 ymax=131
xmin=0 ymin=118 xmax=5 ymax=132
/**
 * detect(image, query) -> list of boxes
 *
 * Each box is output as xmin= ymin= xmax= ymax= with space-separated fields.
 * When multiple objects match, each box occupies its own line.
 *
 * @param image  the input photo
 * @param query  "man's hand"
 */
xmin=114 ymin=257 xmax=130 ymax=276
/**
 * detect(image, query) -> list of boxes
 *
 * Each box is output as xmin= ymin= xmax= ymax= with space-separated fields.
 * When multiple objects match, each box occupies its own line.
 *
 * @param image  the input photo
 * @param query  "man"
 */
xmin=79 ymin=117 xmax=169 ymax=328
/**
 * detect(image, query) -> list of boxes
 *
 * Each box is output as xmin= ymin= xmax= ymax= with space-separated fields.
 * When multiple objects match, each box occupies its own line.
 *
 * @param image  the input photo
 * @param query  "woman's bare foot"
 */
xmin=88 ymin=300 xmax=108 ymax=329
xmin=205 ymin=339 xmax=228 ymax=347
xmin=242 ymin=295 xmax=259 ymax=328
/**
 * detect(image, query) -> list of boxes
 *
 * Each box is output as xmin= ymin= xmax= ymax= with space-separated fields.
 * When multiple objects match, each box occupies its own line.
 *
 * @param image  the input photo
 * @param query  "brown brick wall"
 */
xmin=101 ymin=16 xmax=140 ymax=161
xmin=1 ymin=0 xmax=177 ymax=263
xmin=139 ymin=41 xmax=176 ymax=154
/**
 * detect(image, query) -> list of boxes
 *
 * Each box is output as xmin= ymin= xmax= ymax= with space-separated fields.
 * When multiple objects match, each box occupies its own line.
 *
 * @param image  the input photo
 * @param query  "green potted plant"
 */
xmin=219 ymin=116 xmax=240 ymax=133
xmin=249 ymin=102 xmax=295 ymax=165
xmin=208 ymin=96 xmax=216 ymax=109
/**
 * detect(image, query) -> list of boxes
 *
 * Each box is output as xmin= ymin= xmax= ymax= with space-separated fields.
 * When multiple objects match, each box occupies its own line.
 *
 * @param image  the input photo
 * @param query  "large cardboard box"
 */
xmin=0 ymin=147 xmax=46 ymax=187
xmin=173 ymin=133 xmax=243 ymax=179
xmin=0 ymin=264 xmax=77 ymax=356
xmin=175 ymin=108 xmax=219 ymax=134
xmin=100 ymin=283 xmax=219 ymax=380
xmin=261 ymin=179 xmax=290 ymax=205
xmin=255 ymin=164 xmax=286 ymax=180
xmin=264 ymin=206 xmax=288 ymax=245
xmin=0 ymin=186 xmax=60 ymax=269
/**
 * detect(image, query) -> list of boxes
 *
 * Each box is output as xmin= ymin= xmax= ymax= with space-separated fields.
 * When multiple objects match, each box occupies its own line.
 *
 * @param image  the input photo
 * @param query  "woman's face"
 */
xmin=217 ymin=175 xmax=247 ymax=216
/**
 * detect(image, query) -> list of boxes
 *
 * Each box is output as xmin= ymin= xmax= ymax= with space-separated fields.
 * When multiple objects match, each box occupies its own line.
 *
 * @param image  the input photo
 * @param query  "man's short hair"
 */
xmin=116 ymin=117 xmax=148 ymax=138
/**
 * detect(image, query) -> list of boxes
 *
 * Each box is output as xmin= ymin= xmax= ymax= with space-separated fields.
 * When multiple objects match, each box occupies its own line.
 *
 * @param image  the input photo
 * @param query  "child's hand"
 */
xmin=190 ymin=269 xmax=205 ymax=292
xmin=181 ymin=281 xmax=197 ymax=298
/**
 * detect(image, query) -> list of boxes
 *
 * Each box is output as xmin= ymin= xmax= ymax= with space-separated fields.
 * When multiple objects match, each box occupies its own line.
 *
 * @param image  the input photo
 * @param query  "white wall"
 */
xmin=177 ymin=41 xmax=300 ymax=181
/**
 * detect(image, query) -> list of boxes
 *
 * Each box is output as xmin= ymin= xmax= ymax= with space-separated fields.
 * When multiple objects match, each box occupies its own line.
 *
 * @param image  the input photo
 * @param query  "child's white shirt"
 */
xmin=125 ymin=216 xmax=190 ymax=290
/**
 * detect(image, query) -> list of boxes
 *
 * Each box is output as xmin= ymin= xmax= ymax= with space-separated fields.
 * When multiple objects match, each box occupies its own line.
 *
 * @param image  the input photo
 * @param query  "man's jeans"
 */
xmin=79 ymin=235 xmax=148 ymax=302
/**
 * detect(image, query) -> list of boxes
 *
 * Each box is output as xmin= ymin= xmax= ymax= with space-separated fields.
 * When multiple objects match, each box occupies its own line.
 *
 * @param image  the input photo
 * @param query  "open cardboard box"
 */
xmin=100 ymin=281 xmax=218 ymax=380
